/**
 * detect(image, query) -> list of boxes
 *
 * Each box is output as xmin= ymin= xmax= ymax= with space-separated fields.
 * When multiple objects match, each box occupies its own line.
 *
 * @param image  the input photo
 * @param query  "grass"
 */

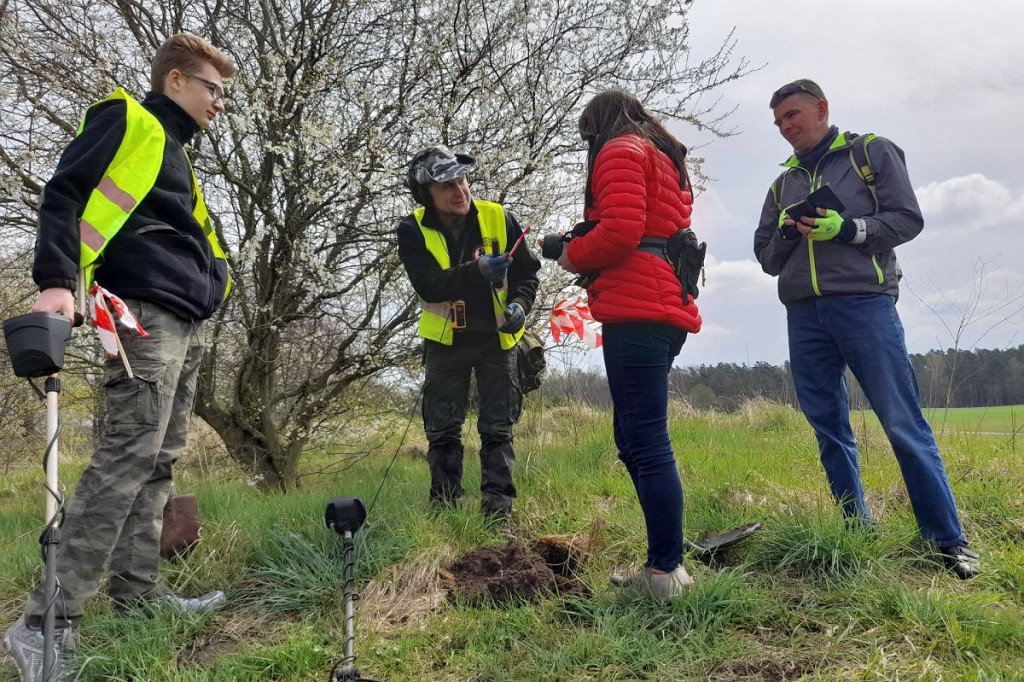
xmin=1 ymin=401 xmax=1022 ymax=680
xmin=852 ymin=403 xmax=1024 ymax=436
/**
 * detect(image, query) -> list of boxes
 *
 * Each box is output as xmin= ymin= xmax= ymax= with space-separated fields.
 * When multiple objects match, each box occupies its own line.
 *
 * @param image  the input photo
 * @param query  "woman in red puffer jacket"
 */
xmin=557 ymin=90 xmax=701 ymax=599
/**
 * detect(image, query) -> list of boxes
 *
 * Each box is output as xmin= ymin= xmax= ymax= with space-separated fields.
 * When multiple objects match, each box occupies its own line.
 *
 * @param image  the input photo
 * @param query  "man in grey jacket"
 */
xmin=753 ymin=79 xmax=979 ymax=579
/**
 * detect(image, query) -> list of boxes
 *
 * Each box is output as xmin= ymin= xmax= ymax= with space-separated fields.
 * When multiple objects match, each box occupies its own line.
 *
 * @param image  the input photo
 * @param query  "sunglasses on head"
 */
xmin=769 ymin=82 xmax=823 ymax=108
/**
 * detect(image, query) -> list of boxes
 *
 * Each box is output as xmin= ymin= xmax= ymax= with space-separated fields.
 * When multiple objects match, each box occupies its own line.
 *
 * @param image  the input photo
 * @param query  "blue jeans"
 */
xmin=786 ymin=295 xmax=967 ymax=548
xmin=603 ymin=322 xmax=687 ymax=572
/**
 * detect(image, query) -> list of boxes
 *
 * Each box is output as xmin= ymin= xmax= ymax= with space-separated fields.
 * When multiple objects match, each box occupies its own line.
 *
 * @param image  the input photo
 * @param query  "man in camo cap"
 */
xmin=397 ymin=145 xmax=540 ymax=520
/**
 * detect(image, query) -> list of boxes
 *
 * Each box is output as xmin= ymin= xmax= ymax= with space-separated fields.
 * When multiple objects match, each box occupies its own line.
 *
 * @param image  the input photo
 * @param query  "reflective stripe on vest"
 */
xmin=414 ymin=200 xmax=524 ymax=350
xmin=77 ymin=88 xmax=231 ymax=297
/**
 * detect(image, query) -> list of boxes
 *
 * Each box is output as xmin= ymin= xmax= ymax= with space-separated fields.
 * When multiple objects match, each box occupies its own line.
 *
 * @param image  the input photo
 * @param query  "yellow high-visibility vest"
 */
xmin=415 ymin=200 xmax=523 ymax=349
xmin=76 ymin=88 xmax=230 ymax=296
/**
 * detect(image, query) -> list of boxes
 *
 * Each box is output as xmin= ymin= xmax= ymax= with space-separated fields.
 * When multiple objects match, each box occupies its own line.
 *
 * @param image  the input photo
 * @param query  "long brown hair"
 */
xmin=578 ymin=90 xmax=690 ymax=209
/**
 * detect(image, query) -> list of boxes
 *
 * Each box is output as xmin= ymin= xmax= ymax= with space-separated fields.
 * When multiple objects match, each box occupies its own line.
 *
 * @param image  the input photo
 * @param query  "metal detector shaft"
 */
xmin=334 ymin=529 xmax=363 ymax=680
xmin=344 ymin=531 xmax=355 ymax=665
xmin=43 ymin=376 xmax=61 ymax=681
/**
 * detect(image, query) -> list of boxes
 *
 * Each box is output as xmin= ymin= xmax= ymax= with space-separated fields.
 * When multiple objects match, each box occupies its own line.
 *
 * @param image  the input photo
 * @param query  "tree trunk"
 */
xmin=195 ymin=364 xmax=304 ymax=492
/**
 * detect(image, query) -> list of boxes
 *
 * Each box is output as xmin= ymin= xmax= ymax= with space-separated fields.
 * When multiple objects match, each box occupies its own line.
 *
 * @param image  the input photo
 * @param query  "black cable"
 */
xmin=39 ymin=422 xmax=66 ymax=562
xmin=364 ymin=382 xmax=424 ymax=519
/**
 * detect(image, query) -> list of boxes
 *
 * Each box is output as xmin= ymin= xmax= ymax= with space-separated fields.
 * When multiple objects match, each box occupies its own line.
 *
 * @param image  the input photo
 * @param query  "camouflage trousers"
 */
xmin=25 ymin=300 xmax=205 ymax=627
xmin=422 ymin=332 xmax=522 ymax=516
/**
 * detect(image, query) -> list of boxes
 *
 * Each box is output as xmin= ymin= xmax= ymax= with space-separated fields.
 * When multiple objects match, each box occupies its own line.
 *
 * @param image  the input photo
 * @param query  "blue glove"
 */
xmin=478 ymin=253 xmax=510 ymax=283
xmin=498 ymin=302 xmax=525 ymax=333
xmin=807 ymin=209 xmax=857 ymax=243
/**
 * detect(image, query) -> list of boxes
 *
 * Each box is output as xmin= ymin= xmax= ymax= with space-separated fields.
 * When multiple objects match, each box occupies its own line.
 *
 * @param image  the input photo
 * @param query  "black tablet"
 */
xmin=783 ymin=184 xmax=847 ymax=222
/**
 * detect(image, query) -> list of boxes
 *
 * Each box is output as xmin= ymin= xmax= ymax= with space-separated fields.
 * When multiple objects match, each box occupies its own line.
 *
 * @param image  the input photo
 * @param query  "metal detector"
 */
xmin=324 ymin=497 xmax=379 ymax=682
xmin=684 ymin=522 xmax=763 ymax=562
xmin=3 ymin=311 xmax=74 ymax=681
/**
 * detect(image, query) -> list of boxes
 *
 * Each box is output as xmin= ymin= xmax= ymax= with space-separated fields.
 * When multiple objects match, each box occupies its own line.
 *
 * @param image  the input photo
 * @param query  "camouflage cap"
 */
xmin=410 ymin=145 xmax=478 ymax=185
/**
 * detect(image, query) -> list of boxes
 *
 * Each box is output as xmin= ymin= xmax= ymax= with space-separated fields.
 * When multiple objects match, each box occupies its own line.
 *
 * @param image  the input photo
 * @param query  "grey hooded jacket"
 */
xmin=753 ymin=131 xmax=923 ymax=304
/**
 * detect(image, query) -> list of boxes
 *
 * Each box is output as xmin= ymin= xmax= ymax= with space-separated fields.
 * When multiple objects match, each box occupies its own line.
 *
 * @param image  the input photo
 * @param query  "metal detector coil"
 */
xmin=325 ymin=497 xmax=367 ymax=535
xmin=3 ymin=312 xmax=72 ymax=378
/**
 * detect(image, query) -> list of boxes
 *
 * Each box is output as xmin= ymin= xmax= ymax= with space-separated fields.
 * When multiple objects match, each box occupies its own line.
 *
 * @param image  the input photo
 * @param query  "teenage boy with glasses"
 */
xmin=3 ymin=32 xmax=235 ymax=682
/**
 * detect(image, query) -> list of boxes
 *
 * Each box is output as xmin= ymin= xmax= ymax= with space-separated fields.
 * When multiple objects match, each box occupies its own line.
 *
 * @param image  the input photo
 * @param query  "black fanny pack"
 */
xmin=566 ymin=221 xmax=707 ymax=300
xmin=638 ymin=228 xmax=707 ymax=304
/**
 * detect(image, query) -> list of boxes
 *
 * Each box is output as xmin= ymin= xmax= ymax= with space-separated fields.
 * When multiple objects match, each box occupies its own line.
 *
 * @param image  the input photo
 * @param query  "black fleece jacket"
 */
xmin=33 ymin=92 xmax=228 ymax=321
xmin=396 ymin=202 xmax=541 ymax=332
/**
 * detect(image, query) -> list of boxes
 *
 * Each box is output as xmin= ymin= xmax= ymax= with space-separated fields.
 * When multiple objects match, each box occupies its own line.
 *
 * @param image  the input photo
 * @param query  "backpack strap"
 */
xmin=770 ymin=171 xmax=791 ymax=214
xmin=772 ymin=134 xmax=882 ymax=215
xmin=848 ymin=132 xmax=880 ymax=212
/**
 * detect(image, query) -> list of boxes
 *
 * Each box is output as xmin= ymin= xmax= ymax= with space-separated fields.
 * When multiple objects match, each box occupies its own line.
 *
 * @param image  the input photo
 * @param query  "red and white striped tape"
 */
xmin=549 ymin=295 xmax=602 ymax=348
xmin=88 ymin=284 xmax=148 ymax=375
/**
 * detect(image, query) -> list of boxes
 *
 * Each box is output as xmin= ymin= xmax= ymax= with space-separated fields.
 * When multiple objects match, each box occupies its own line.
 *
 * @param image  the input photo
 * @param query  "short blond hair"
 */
xmin=151 ymin=33 xmax=235 ymax=93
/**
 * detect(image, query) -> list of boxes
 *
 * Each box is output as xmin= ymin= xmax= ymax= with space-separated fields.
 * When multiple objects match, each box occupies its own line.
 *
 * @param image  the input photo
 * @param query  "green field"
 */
xmin=2 ymin=400 xmax=1022 ymax=681
xmin=851 ymin=404 xmax=1024 ymax=436
xmin=922 ymin=405 xmax=1024 ymax=435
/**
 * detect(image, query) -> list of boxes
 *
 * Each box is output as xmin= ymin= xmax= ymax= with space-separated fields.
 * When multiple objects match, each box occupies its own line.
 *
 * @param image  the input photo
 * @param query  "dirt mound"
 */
xmin=529 ymin=533 xmax=597 ymax=576
xmin=449 ymin=539 xmax=590 ymax=605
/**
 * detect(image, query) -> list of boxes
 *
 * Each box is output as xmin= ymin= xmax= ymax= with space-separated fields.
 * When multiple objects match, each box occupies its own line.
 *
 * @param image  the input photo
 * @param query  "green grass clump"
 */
xmin=1 ymin=401 xmax=1022 ymax=681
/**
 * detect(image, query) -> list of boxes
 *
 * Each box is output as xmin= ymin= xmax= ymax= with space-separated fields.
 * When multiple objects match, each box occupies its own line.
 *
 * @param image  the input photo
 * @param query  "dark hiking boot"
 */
xmin=939 ymin=545 xmax=980 ymax=580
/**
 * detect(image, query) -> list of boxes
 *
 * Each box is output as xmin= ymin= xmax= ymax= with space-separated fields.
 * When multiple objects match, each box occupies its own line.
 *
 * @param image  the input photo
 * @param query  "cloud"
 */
xmin=915 ymin=173 xmax=1024 ymax=230
xmin=682 ymin=257 xmax=789 ymax=367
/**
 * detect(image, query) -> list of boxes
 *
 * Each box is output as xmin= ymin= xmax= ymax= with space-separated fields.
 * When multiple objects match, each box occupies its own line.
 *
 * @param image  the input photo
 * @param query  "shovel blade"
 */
xmin=686 ymin=522 xmax=762 ymax=560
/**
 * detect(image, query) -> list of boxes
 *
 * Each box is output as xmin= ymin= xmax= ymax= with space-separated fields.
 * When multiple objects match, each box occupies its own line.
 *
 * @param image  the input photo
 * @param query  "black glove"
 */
xmin=779 ymin=222 xmax=802 ymax=241
xmin=498 ymin=302 xmax=525 ymax=334
xmin=478 ymin=253 xmax=510 ymax=283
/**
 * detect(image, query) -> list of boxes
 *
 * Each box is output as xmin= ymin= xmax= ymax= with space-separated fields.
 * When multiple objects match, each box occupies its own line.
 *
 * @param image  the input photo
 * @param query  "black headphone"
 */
xmin=406 ymin=147 xmax=434 ymax=207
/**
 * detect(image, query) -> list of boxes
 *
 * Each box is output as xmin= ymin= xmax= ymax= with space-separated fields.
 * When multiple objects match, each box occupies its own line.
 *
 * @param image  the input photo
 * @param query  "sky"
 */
xmin=575 ymin=0 xmax=1024 ymax=369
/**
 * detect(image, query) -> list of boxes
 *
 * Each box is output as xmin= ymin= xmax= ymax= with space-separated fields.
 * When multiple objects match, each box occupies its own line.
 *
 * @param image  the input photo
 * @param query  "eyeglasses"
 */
xmin=181 ymin=71 xmax=225 ymax=102
xmin=769 ymin=81 xmax=824 ymax=108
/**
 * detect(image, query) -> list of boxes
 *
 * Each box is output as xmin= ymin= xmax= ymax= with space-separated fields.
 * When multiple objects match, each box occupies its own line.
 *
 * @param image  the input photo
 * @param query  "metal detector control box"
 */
xmin=3 ymin=312 xmax=73 ymax=378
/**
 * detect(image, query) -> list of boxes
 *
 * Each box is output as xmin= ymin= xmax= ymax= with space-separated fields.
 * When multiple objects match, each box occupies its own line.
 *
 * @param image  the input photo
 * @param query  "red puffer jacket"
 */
xmin=566 ymin=134 xmax=702 ymax=333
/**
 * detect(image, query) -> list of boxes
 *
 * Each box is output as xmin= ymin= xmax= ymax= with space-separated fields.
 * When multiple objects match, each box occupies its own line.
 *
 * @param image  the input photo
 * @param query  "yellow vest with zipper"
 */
xmin=415 ymin=200 xmax=523 ymax=349
xmin=76 ymin=88 xmax=230 ymax=296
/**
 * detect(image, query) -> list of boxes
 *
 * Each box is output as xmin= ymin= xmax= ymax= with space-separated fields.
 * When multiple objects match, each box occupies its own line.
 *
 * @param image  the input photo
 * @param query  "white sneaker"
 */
xmin=610 ymin=565 xmax=694 ymax=599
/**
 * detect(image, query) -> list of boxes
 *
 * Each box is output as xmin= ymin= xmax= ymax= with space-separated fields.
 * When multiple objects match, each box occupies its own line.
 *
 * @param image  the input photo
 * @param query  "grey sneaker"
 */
xmin=610 ymin=565 xmax=694 ymax=600
xmin=161 ymin=590 xmax=227 ymax=613
xmin=2 ymin=616 xmax=76 ymax=682
xmin=116 ymin=590 xmax=226 ymax=618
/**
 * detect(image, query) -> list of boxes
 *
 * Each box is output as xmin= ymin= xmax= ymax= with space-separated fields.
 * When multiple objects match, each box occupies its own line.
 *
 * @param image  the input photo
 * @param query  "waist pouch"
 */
xmin=638 ymin=228 xmax=707 ymax=304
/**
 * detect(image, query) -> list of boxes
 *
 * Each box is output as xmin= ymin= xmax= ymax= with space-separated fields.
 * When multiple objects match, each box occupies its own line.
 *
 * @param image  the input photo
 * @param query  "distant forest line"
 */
xmin=539 ymin=344 xmax=1024 ymax=411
